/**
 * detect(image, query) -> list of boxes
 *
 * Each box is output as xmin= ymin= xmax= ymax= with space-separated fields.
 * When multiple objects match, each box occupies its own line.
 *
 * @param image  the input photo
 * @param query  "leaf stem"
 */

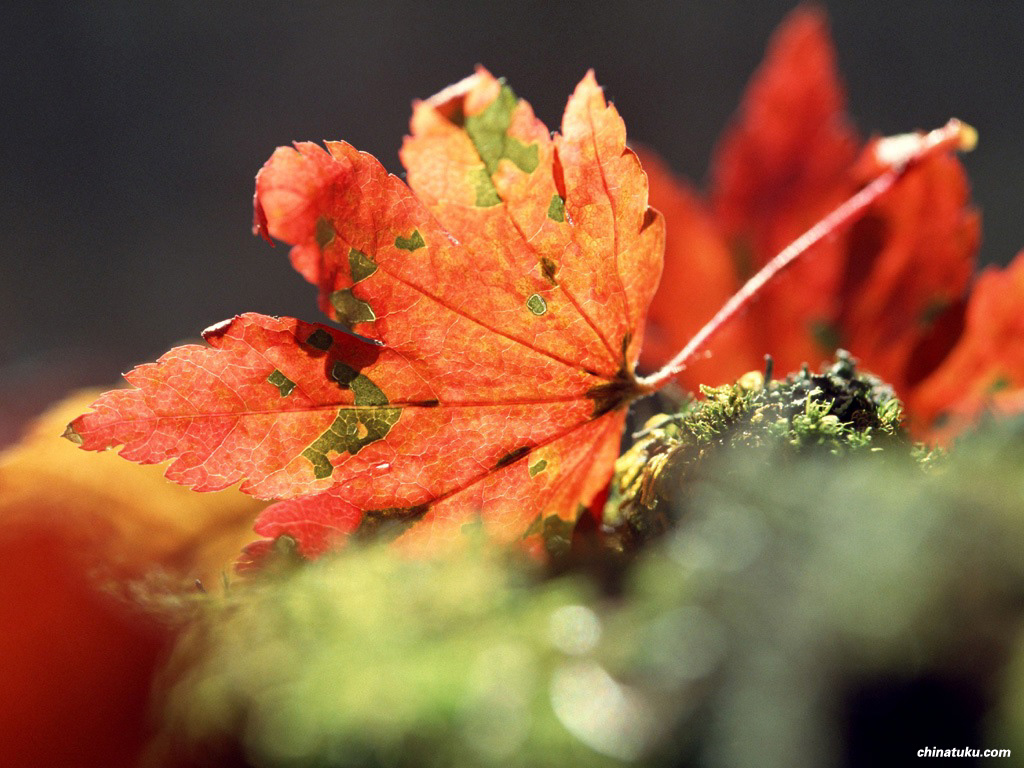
xmin=639 ymin=118 xmax=976 ymax=393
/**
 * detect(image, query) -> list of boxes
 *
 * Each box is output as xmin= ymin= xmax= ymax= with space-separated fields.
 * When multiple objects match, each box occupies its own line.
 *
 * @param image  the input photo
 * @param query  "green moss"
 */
xmin=606 ymin=352 xmax=912 ymax=547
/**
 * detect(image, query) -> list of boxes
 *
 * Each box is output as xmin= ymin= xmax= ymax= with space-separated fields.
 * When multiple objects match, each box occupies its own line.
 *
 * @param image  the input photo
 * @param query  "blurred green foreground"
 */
xmin=150 ymin=366 xmax=1024 ymax=768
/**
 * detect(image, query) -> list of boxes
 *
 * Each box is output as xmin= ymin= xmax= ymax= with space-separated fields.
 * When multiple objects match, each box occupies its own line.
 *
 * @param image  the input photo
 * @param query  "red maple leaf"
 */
xmin=639 ymin=6 xmax=1024 ymax=439
xmin=68 ymin=70 xmax=664 ymax=558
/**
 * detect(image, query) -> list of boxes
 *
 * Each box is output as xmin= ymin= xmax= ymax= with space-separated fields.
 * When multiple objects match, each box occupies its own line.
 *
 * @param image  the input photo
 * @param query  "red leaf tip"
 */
xmin=579 ymin=69 xmax=601 ymax=93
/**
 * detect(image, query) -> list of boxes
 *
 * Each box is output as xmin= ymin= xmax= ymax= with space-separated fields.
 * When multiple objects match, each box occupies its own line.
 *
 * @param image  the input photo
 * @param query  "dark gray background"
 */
xmin=2 ymin=1 xmax=1021 ymax=443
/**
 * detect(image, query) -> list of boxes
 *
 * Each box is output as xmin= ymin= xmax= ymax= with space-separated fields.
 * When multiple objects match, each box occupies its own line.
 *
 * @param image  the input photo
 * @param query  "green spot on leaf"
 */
xmin=528 ymin=459 xmax=548 ymax=477
xmin=267 ymin=369 xmax=296 ymax=397
xmin=464 ymin=84 xmax=539 ymax=176
xmin=305 ymin=329 xmax=333 ymax=351
xmin=468 ymin=167 xmax=501 ymax=207
xmin=920 ymin=297 xmax=950 ymax=327
xmin=504 ymin=139 xmax=538 ymax=174
xmin=348 ymin=248 xmax=377 ymax=283
xmin=526 ymin=293 xmax=547 ymax=316
xmin=302 ymin=368 xmax=401 ymax=478
xmin=330 ymin=289 xmax=376 ymax=330
xmin=988 ymin=375 xmax=1012 ymax=394
xmin=301 ymin=405 xmax=401 ymax=478
xmin=395 ymin=230 xmax=425 ymax=251
xmin=810 ymin=320 xmax=842 ymax=352
xmin=331 ymin=362 xmax=390 ymax=406
xmin=315 ymin=217 xmax=335 ymax=249
xmin=547 ymin=194 xmax=566 ymax=222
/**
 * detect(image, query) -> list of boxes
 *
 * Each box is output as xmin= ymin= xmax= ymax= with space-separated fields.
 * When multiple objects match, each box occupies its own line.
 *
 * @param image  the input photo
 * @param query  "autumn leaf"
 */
xmin=640 ymin=6 xmax=991 ymax=439
xmin=637 ymin=150 xmax=759 ymax=386
xmin=640 ymin=7 xmax=858 ymax=384
xmin=838 ymin=142 xmax=979 ymax=397
xmin=69 ymin=69 xmax=664 ymax=557
xmin=910 ymin=251 xmax=1024 ymax=438
xmin=709 ymin=5 xmax=860 ymax=374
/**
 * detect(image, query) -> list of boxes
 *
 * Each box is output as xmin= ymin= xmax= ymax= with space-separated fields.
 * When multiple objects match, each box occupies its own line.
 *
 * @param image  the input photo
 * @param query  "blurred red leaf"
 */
xmin=911 ymin=251 xmax=1024 ymax=438
xmin=639 ymin=7 xmax=1001 ymax=439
